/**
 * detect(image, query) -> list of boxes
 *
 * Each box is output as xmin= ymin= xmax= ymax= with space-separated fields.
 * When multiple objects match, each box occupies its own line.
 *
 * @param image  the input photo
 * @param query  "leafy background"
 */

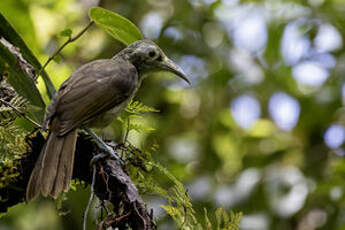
xmin=1 ymin=0 xmax=345 ymax=229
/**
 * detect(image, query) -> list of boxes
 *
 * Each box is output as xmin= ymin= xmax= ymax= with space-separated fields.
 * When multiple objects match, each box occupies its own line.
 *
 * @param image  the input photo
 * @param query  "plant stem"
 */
xmin=83 ymin=164 xmax=96 ymax=230
xmin=34 ymin=21 xmax=94 ymax=80
xmin=0 ymin=98 xmax=42 ymax=128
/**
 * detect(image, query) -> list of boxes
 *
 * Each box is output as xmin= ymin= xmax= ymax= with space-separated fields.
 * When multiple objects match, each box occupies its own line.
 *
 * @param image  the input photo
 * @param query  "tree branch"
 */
xmin=0 ymin=98 xmax=42 ymax=128
xmin=34 ymin=21 xmax=94 ymax=80
xmin=0 ymin=132 xmax=156 ymax=230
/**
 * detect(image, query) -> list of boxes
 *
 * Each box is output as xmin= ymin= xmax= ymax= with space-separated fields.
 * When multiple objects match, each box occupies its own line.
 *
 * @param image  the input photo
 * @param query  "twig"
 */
xmin=134 ymin=202 xmax=147 ymax=229
xmin=34 ymin=21 xmax=94 ymax=80
xmin=123 ymin=117 xmax=130 ymax=143
xmin=0 ymin=98 xmax=42 ymax=128
xmin=100 ymin=200 xmax=109 ymax=215
xmin=98 ymin=164 xmax=108 ymax=185
xmin=114 ymin=210 xmax=132 ymax=223
xmin=120 ymin=117 xmax=130 ymax=158
xmin=83 ymin=164 xmax=97 ymax=230
xmin=102 ymin=211 xmax=132 ymax=228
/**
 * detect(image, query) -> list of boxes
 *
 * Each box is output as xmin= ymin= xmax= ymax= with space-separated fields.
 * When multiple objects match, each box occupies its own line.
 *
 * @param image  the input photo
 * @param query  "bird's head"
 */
xmin=117 ymin=40 xmax=191 ymax=85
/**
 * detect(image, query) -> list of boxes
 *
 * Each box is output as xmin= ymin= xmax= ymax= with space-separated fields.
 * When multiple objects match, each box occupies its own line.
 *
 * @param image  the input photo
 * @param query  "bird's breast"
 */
xmin=87 ymin=98 xmax=131 ymax=128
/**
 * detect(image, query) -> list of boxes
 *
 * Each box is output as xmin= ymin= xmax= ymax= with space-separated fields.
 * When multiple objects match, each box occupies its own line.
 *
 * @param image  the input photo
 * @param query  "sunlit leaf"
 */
xmin=60 ymin=28 xmax=72 ymax=37
xmin=0 ymin=12 xmax=55 ymax=101
xmin=161 ymin=205 xmax=179 ymax=216
xmin=53 ymin=54 xmax=61 ymax=64
xmin=0 ymin=38 xmax=45 ymax=122
xmin=126 ymin=100 xmax=159 ymax=114
xmin=89 ymin=7 xmax=143 ymax=45
xmin=204 ymin=208 xmax=212 ymax=229
xmin=129 ymin=122 xmax=155 ymax=133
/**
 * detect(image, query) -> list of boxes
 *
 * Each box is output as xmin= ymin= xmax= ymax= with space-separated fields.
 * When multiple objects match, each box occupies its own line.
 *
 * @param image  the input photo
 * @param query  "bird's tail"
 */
xmin=26 ymin=123 xmax=78 ymax=201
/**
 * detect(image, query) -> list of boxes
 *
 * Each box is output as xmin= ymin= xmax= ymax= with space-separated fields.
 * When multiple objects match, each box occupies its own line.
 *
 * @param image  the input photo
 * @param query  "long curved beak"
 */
xmin=160 ymin=57 xmax=191 ymax=85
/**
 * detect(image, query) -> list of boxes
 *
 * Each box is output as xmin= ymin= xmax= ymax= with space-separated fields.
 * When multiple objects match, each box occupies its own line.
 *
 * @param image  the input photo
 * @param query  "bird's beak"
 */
xmin=160 ymin=57 xmax=191 ymax=85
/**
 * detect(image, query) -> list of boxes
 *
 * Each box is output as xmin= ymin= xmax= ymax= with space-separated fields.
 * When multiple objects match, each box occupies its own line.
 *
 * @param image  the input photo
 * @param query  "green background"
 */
xmin=2 ymin=0 xmax=345 ymax=229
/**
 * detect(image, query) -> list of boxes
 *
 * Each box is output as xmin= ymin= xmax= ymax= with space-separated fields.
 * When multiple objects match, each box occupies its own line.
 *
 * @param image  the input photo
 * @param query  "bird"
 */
xmin=26 ymin=39 xmax=190 ymax=201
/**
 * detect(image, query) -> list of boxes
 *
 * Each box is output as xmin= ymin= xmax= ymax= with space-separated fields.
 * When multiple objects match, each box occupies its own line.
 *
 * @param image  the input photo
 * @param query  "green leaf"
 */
xmin=126 ymin=100 xmax=159 ymax=114
xmin=204 ymin=208 xmax=213 ymax=230
xmin=0 ymin=39 xmax=45 ymax=122
xmin=0 ymin=12 xmax=55 ymax=101
xmin=60 ymin=28 xmax=72 ymax=37
xmin=161 ymin=205 xmax=179 ymax=216
xmin=215 ymin=207 xmax=226 ymax=229
xmin=53 ymin=54 xmax=61 ymax=64
xmin=227 ymin=211 xmax=242 ymax=230
xmin=89 ymin=7 xmax=143 ymax=45
xmin=129 ymin=122 xmax=155 ymax=133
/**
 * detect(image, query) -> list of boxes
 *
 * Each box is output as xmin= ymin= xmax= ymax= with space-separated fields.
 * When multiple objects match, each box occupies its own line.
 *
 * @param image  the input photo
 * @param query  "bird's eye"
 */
xmin=148 ymin=50 xmax=156 ymax=58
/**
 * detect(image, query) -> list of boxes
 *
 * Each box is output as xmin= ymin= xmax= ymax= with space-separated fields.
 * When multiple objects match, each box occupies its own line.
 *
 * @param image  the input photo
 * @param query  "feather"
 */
xmin=26 ymin=119 xmax=77 ymax=201
xmin=27 ymin=57 xmax=139 ymax=201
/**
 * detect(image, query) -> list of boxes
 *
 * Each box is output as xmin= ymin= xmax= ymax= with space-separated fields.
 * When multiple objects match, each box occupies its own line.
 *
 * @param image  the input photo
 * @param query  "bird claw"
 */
xmin=89 ymin=146 xmax=124 ymax=167
xmin=101 ymin=145 xmax=124 ymax=163
xmin=84 ymin=127 xmax=124 ymax=166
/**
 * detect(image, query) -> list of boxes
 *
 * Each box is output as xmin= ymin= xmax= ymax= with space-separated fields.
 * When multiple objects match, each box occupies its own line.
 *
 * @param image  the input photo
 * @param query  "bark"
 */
xmin=0 ymin=132 xmax=156 ymax=230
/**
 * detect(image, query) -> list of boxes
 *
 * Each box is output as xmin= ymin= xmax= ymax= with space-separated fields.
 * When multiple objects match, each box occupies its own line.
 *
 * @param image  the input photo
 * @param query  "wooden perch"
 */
xmin=0 ymin=132 xmax=156 ymax=230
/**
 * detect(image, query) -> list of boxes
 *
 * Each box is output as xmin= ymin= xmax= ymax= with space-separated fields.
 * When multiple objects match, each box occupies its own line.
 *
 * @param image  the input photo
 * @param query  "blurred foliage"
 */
xmin=1 ymin=0 xmax=345 ymax=229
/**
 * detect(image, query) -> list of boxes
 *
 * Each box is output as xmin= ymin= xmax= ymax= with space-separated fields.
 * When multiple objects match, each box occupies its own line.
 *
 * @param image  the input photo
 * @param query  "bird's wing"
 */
xmin=47 ymin=58 xmax=138 ymax=136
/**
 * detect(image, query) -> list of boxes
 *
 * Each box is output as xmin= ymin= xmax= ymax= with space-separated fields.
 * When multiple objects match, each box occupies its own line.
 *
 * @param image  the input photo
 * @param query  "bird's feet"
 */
xmin=89 ymin=144 xmax=125 ymax=167
xmin=84 ymin=127 xmax=124 ymax=166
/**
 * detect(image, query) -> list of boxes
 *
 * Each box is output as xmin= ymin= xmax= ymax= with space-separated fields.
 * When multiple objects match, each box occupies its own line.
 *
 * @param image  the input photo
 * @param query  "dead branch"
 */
xmin=0 ymin=132 xmax=156 ymax=230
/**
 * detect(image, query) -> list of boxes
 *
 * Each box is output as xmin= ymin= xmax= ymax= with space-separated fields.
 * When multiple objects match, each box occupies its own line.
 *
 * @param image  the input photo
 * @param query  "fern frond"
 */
xmin=125 ymin=100 xmax=159 ymax=114
xmin=215 ymin=208 xmax=242 ymax=230
xmin=0 ymin=124 xmax=27 ymax=161
xmin=120 ymin=100 xmax=242 ymax=229
xmin=129 ymin=122 xmax=155 ymax=133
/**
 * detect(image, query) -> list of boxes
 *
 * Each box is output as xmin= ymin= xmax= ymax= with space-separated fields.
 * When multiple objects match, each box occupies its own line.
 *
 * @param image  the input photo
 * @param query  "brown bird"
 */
xmin=26 ymin=40 xmax=190 ymax=201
